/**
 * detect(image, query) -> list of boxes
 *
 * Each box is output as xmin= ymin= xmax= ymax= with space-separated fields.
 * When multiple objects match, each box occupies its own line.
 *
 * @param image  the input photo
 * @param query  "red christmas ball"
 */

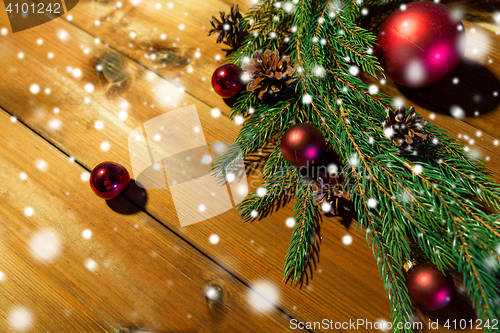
xmin=211 ymin=64 xmax=244 ymax=98
xmin=90 ymin=162 xmax=130 ymax=200
xmin=405 ymin=263 xmax=455 ymax=311
xmin=281 ymin=123 xmax=325 ymax=167
xmin=376 ymin=2 xmax=466 ymax=88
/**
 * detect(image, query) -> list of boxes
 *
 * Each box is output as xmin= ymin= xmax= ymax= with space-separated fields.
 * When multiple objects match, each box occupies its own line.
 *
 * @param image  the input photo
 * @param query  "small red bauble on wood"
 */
xmin=376 ymin=1 xmax=466 ymax=88
xmin=90 ymin=162 xmax=130 ymax=200
xmin=405 ymin=263 xmax=455 ymax=311
xmin=281 ymin=123 xmax=325 ymax=167
xmin=211 ymin=64 xmax=244 ymax=98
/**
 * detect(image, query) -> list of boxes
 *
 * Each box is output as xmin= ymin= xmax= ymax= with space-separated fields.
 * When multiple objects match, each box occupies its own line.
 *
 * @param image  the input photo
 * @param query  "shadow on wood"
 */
xmin=397 ymin=58 xmax=500 ymax=118
xmin=106 ymin=180 xmax=148 ymax=214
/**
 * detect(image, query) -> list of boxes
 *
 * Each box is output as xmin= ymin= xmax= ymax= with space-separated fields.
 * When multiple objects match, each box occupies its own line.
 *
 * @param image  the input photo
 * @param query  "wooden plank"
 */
xmin=0 ymin=7 xmax=495 ymax=333
xmin=0 ymin=110 xmax=302 ymax=332
xmin=0 ymin=13 xmax=398 ymax=331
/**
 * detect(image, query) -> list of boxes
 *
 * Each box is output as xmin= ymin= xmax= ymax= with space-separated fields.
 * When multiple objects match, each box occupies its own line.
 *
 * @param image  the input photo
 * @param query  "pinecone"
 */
xmin=208 ymin=4 xmax=243 ymax=50
xmin=243 ymin=50 xmax=296 ymax=99
xmin=310 ymin=172 xmax=351 ymax=215
xmin=383 ymin=106 xmax=428 ymax=150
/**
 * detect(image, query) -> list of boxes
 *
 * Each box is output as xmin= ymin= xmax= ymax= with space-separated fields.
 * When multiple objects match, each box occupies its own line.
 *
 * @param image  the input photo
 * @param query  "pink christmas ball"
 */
xmin=376 ymin=2 xmax=466 ymax=88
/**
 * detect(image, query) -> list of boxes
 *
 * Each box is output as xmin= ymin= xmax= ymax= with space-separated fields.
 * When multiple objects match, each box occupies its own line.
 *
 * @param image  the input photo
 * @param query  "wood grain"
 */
xmin=0 ymin=1 xmax=498 ymax=332
xmin=0 ymin=110 xmax=304 ymax=332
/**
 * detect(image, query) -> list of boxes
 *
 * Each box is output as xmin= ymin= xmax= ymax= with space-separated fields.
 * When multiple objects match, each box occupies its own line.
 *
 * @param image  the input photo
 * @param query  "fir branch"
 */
xmin=353 ymin=174 xmax=414 ymax=333
xmin=238 ymin=150 xmax=298 ymax=219
xmin=451 ymin=219 xmax=500 ymax=327
xmin=284 ymin=178 xmax=319 ymax=284
xmin=211 ymin=0 xmax=500 ymax=327
xmin=211 ymin=99 xmax=293 ymax=178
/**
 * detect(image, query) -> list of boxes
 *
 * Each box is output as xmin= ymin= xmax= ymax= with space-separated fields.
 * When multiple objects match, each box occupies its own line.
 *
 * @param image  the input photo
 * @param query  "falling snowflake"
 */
xmin=48 ymin=118 xmax=62 ymax=130
xmin=384 ymin=127 xmax=394 ymax=139
xmin=29 ymin=230 xmax=61 ymax=262
xmin=72 ymin=68 xmax=82 ymax=78
xmin=285 ymin=217 xmax=295 ymax=228
xmin=209 ymin=234 xmax=220 ymax=244
xmin=100 ymin=142 xmax=110 ymax=151
xmin=8 ymin=307 xmax=33 ymax=331
xmin=342 ymin=234 xmax=353 ymax=245
xmin=413 ymin=164 xmax=423 ymax=175
xmin=284 ymin=2 xmax=294 ymax=12
xmin=82 ymin=229 xmax=92 ymax=239
xmin=211 ymin=108 xmax=221 ymax=118
xmin=484 ymin=255 xmax=499 ymax=272
xmin=368 ymin=85 xmax=378 ymax=94
xmin=85 ymin=259 xmax=98 ymax=271
xmin=348 ymin=65 xmax=359 ymax=76
xmin=248 ymin=281 xmax=279 ymax=313
xmin=450 ymin=105 xmax=465 ymax=119
xmin=118 ymin=111 xmax=128 ymax=121
xmin=84 ymin=83 xmax=95 ymax=93
xmin=80 ymin=172 xmax=90 ymax=182
xmin=313 ymin=65 xmax=325 ymax=77
xmin=404 ymin=61 xmax=426 ymax=86
xmin=30 ymin=84 xmax=40 ymax=94
xmin=302 ymin=94 xmax=312 ymax=104
xmin=234 ymin=115 xmax=244 ymax=125
xmin=349 ymin=154 xmax=359 ymax=167
xmin=257 ymin=187 xmax=267 ymax=197
xmin=57 ymin=29 xmax=70 ymax=41
xmin=367 ymin=198 xmax=377 ymax=208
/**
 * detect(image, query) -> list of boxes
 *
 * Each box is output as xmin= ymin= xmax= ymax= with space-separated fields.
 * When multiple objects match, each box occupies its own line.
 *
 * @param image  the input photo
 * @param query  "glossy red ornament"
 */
xmin=376 ymin=2 xmax=466 ymax=88
xmin=281 ymin=123 xmax=325 ymax=167
xmin=405 ymin=263 xmax=455 ymax=311
xmin=211 ymin=64 xmax=244 ymax=98
xmin=90 ymin=162 xmax=130 ymax=200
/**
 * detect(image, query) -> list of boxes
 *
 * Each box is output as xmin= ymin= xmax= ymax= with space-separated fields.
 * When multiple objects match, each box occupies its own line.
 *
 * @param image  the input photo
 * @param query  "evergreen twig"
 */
xmin=210 ymin=0 xmax=500 ymax=329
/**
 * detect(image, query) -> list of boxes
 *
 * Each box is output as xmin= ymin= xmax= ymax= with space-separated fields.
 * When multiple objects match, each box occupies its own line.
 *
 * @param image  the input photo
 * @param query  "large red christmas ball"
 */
xmin=281 ymin=124 xmax=325 ymax=167
xmin=211 ymin=64 xmax=244 ymax=98
xmin=405 ymin=263 xmax=455 ymax=311
xmin=376 ymin=2 xmax=466 ymax=88
xmin=90 ymin=162 xmax=130 ymax=200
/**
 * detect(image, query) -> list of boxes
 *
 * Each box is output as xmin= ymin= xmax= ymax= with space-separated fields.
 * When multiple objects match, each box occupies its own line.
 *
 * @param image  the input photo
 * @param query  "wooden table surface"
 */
xmin=0 ymin=0 xmax=499 ymax=332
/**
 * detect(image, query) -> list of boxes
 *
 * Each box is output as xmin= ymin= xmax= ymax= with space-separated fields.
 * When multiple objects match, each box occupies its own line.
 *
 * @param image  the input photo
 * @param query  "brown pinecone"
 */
xmin=243 ymin=50 xmax=296 ymax=99
xmin=383 ymin=106 xmax=428 ymax=150
xmin=208 ymin=4 xmax=243 ymax=50
xmin=310 ymin=172 xmax=351 ymax=215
